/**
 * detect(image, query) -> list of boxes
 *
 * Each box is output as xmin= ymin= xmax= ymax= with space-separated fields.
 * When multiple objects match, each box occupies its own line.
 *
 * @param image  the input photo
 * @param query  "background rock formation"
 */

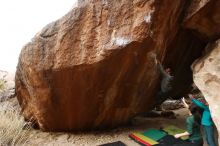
xmin=16 ymin=0 xmax=206 ymax=131
xmin=192 ymin=40 xmax=220 ymax=144
xmin=185 ymin=0 xmax=220 ymax=144
xmin=184 ymin=0 xmax=220 ymax=41
xmin=193 ymin=40 xmax=220 ymax=144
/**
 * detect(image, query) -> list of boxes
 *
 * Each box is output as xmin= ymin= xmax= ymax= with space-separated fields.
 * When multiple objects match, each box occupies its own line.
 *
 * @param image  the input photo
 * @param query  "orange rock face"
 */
xmin=184 ymin=0 xmax=220 ymax=40
xmin=16 ymin=0 xmax=205 ymax=131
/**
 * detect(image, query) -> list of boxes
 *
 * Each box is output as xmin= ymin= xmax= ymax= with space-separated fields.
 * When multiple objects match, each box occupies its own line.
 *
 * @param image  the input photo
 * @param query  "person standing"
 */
xmin=189 ymin=94 xmax=217 ymax=146
xmin=174 ymin=97 xmax=203 ymax=146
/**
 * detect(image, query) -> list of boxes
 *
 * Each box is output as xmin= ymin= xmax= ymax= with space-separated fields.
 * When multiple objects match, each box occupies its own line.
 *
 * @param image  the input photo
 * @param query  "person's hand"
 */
xmin=181 ymin=97 xmax=189 ymax=108
xmin=147 ymin=52 xmax=158 ymax=65
xmin=188 ymin=94 xmax=194 ymax=99
xmin=151 ymin=53 xmax=157 ymax=64
xmin=154 ymin=57 xmax=158 ymax=64
xmin=181 ymin=97 xmax=186 ymax=104
xmin=174 ymin=134 xmax=180 ymax=139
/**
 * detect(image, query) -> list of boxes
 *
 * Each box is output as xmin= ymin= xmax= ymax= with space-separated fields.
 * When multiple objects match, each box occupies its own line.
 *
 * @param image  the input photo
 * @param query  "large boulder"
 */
xmin=184 ymin=0 xmax=220 ymax=40
xmin=184 ymin=1 xmax=220 ymax=144
xmin=192 ymin=40 xmax=220 ymax=144
xmin=16 ymin=0 xmax=204 ymax=131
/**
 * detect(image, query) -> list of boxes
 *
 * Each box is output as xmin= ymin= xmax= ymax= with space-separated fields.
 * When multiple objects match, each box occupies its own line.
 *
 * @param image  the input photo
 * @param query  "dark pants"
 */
xmin=187 ymin=139 xmax=203 ymax=146
xmin=169 ymin=139 xmax=203 ymax=146
xmin=155 ymin=90 xmax=170 ymax=107
xmin=204 ymin=125 xmax=217 ymax=146
xmin=155 ymin=135 xmax=203 ymax=146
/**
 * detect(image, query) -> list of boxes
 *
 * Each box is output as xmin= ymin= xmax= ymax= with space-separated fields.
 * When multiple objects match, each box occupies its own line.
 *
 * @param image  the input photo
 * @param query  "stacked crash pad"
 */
xmin=129 ymin=125 xmax=189 ymax=146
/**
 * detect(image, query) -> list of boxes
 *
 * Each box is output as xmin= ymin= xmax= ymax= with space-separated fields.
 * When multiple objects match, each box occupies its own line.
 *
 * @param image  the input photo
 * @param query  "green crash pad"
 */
xmin=163 ymin=125 xmax=189 ymax=140
xmin=142 ymin=129 xmax=167 ymax=141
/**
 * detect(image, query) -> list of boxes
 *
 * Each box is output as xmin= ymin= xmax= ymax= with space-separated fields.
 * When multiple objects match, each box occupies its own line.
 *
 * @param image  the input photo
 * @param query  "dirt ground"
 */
xmin=22 ymin=108 xmax=184 ymax=146
xmin=0 ymin=97 xmax=213 ymax=146
xmin=24 ymin=107 xmax=211 ymax=146
xmin=1 ymin=97 xmax=215 ymax=146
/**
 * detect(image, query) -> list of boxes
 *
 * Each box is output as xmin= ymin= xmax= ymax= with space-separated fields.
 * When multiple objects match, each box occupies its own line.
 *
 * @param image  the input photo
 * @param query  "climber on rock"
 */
xmin=153 ymin=54 xmax=174 ymax=111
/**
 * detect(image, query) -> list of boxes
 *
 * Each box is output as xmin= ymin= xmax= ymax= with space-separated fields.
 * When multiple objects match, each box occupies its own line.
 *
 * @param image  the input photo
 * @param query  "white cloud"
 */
xmin=0 ymin=0 xmax=76 ymax=72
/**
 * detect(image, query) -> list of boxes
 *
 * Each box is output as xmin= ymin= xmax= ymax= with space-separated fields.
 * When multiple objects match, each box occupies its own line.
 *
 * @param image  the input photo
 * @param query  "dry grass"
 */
xmin=0 ymin=102 xmax=32 ymax=146
xmin=0 ymin=79 xmax=5 ymax=92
